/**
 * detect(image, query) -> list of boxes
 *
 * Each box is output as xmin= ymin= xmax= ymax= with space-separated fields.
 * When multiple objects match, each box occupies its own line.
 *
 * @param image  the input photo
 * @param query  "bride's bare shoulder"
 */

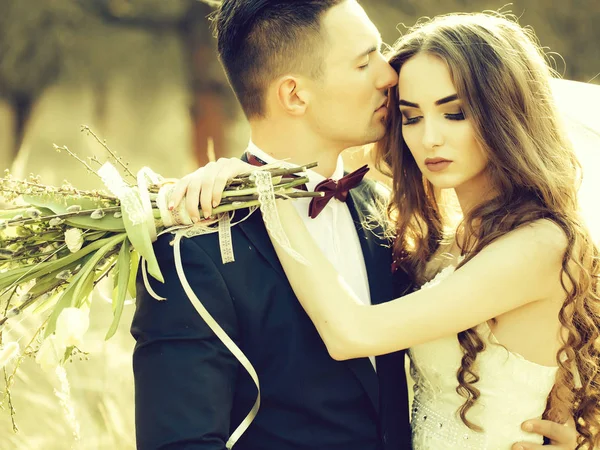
xmin=501 ymin=218 xmax=568 ymax=256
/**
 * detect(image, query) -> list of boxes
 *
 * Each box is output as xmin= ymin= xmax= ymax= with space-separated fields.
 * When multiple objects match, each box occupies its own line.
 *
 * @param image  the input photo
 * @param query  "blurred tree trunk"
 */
xmin=183 ymin=2 xmax=234 ymax=166
xmin=0 ymin=0 xmax=82 ymax=164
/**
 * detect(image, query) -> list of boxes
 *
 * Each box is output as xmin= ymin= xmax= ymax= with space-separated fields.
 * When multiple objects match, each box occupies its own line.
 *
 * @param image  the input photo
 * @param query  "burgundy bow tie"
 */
xmin=308 ymin=165 xmax=369 ymax=218
xmin=244 ymin=151 xmax=369 ymax=219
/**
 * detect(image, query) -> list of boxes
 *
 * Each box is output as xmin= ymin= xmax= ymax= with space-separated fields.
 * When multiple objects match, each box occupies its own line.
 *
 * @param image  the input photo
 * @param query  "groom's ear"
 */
xmin=275 ymin=76 xmax=309 ymax=116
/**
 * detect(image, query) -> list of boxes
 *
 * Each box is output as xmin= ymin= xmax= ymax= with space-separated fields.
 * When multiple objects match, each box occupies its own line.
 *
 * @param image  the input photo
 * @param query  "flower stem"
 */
xmin=53 ymin=145 xmax=104 ymax=183
xmin=221 ymin=176 xmax=309 ymax=198
xmin=231 ymin=162 xmax=318 ymax=182
xmin=81 ymin=125 xmax=137 ymax=182
xmin=219 ymin=191 xmax=323 ymax=204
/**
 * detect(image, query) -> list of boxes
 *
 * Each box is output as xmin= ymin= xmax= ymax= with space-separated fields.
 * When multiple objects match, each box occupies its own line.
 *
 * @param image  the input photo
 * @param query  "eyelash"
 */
xmin=402 ymin=112 xmax=465 ymax=125
xmin=358 ymin=62 xmax=369 ymax=70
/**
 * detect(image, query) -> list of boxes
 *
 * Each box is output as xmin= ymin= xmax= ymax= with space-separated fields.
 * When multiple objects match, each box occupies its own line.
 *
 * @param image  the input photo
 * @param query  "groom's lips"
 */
xmin=375 ymin=100 xmax=388 ymax=114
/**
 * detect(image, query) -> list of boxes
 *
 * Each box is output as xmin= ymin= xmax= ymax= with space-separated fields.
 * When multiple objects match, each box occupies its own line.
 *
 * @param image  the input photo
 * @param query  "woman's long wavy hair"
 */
xmin=375 ymin=12 xmax=600 ymax=448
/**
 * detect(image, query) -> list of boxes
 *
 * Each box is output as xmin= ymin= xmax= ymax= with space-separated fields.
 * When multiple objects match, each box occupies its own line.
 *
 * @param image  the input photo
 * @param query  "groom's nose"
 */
xmin=377 ymin=60 xmax=399 ymax=90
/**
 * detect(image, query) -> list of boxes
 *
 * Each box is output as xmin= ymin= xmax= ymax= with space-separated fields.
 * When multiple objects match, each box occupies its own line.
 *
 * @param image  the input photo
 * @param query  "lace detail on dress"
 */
xmin=411 ymin=398 xmax=486 ymax=450
xmin=408 ymin=262 xmax=558 ymax=450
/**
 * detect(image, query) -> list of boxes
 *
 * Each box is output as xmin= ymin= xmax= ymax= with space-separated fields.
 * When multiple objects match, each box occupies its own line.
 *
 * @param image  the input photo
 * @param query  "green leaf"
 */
xmin=0 ymin=234 xmax=126 ymax=293
xmin=127 ymin=250 xmax=140 ymax=299
xmin=0 ymin=206 xmax=54 ymax=220
xmin=84 ymin=230 xmax=108 ymax=241
xmin=105 ymin=240 xmax=130 ymax=340
xmin=0 ymin=208 xmax=27 ymax=219
xmin=0 ymin=267 xmax=38 ymax=292
xmin=74 ymin=265 xmax=97 ymax=310
xmin=43 ymin=272 xmax=83 ymax=338
xmin=44 ymin=233 xmax=126 ymax=337
xmin=23 ymin=194 xmax=125 ymax=231
xmin=71 ymin=234 xmax=125 ymax=305
xmin=63 ymin=346 xmax=75 ymax=363
xmin=120 ymin=196 xmax=163 ymax=283
xmin=32 ymin=290 xmax=59 ymax=315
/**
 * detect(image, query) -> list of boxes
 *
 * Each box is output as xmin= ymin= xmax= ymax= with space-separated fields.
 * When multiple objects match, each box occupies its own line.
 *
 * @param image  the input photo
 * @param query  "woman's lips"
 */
xmin=425 ymin=158 xmax=452 ymax=172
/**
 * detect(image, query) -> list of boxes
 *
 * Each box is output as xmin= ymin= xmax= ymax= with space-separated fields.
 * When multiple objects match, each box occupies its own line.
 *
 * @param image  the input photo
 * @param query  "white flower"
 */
xmin=15 ymin=279 xmax=36 ymax=296
xmin=90 ymin=209 xmax=105 ymax=219
xmin=64 ymin=228 xmax=84 ymax=253
xmin=55 ymin=269 xmax=72 ymax=280
xmin=0 ymin=342 xmax=20 ymax=369
xmin=25 ymin=208 xmax=42 ymax=219
xmin=49 ymin=217 xmax=64 ymax=227
xmin=55 ymin=307 xmax=89 ymax=348
xmin=36 ymin=335 xmax=66 ymax=373
xmin=66 ymin=205 xmax=82 ymax=213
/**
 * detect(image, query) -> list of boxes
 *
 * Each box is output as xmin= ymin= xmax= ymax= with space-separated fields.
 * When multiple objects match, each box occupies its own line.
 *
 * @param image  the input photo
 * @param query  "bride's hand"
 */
xmin=169 ymin=158 xmax=255 ymax=222
xmin=513 ymin=416 xmax=578 ymax=450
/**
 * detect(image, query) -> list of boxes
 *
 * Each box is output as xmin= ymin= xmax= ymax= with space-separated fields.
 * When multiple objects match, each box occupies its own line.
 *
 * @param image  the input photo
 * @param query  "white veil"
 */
xmin=551 ymin=78 xmax=600 ymax=243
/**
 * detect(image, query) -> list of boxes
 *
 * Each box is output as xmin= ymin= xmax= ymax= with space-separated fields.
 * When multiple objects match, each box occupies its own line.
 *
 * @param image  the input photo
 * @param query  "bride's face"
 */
xmin=398 ymin=53 xmax=489 ymax=194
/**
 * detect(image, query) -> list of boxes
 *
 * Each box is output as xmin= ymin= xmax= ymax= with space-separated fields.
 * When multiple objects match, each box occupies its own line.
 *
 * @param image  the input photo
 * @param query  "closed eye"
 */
xmin=445 ymin=112 xmax=465 ymax=121
xmin=402 ymin=116 xmax=422 ymax=125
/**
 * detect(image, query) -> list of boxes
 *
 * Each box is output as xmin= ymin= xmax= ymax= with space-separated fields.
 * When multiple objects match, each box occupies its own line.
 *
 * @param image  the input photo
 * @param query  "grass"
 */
xmin=0 ymin=285 xmax=136 ymax=450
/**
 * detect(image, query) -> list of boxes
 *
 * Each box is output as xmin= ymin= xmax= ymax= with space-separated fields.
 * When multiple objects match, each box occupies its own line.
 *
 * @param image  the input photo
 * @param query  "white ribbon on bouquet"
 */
xmin=99 ymin=162 xmax=307 ymax=448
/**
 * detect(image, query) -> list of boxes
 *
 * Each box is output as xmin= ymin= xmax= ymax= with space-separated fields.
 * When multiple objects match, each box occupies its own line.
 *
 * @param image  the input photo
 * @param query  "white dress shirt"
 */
xmin=246 ymin=141 xmax=376 ymax=369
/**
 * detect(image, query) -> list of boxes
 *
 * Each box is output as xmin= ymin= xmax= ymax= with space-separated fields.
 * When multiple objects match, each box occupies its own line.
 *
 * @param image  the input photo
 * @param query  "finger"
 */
xmin=513 ymin=443 xmax=568 ymax=450
xmin=185 ymin=164 xmax=213 ymax=222
xmin=511 ymin=444 xmax=543 ymax=450
xmin=185 ymin=177 xmax=203 ymax=223
xmin=512 ymin=442 xmax=554 ymax=450
xmin=211 ymin=159 xmax=249 ymax=208
xmin=211 ymin=172 xmax=229 ymax=210
xmin=199 ymin=163 xmax=222 ymax=219
xmin=521 ymin=419 xmax=575 ymax=446
xmin=169 ymin=176 xmax=192 ymax=210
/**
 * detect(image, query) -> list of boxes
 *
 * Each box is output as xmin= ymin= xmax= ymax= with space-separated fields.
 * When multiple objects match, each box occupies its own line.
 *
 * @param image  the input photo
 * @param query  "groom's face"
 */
xmin=305 ymin=1 xmax=398 ymax=148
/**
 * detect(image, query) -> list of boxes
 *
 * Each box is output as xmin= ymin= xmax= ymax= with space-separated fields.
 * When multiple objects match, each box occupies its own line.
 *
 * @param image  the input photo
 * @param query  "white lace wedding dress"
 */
xmin=408 ymin=264 xmax=559 ymax=450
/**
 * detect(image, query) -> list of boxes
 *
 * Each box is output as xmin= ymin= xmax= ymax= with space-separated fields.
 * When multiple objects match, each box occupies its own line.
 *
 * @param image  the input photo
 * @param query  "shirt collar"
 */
xmin=246 ymin=140 xmax=345 ymax=192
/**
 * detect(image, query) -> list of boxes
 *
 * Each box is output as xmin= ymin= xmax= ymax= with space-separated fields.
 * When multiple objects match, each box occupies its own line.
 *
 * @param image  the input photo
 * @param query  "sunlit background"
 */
xmin=0 ymin=0 xmax=598 ymax=448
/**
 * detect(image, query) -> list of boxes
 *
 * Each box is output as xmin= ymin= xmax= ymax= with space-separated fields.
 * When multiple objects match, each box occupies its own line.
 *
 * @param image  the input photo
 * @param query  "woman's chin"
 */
xmin=424 ymin=177 xmax=460 ymax=190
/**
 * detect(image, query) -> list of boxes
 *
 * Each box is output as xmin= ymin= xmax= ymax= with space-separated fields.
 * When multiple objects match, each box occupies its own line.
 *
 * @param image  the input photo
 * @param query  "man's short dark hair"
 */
xmin=214 ymin=0 xmax=344 ymax=118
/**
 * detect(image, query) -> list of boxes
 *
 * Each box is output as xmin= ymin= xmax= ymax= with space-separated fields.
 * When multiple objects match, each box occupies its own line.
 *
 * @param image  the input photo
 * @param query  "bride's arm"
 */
xmin=270 ymin=200 xmax=567 ymax=360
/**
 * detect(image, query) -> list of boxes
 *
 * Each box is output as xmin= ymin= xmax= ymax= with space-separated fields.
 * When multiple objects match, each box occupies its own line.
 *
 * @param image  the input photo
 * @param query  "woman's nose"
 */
xmin=422 ymin=119 xmax=444 ymax=149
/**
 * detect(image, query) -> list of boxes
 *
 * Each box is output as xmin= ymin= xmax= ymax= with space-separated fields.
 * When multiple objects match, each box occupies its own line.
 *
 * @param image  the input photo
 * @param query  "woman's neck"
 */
xmin=454 ymin=170 xmax=496 ymax=217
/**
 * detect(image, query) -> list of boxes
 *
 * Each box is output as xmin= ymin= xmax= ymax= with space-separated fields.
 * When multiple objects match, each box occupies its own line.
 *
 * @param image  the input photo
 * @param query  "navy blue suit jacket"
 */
xmin=131 ymin=176 xmax=413 ymax=450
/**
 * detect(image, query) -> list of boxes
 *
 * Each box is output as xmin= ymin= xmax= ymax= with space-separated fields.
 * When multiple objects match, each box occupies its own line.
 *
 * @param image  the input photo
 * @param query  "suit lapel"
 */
xmin=236 ymin=159 xmax=385 ymax=415
xmin=236 ymin=199 xmax=381 ymax=415
xmin=236 ymin=207 xmax=287 ymax=279
xmin=343 ymin=182 xmax=400 ymax=415
xmin=346 ymin=184 xmax=395 ymax=307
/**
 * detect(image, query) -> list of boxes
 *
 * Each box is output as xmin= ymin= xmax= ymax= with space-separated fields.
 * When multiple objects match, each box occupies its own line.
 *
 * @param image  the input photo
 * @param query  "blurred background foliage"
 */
xmin=0 ymin=1 xmax=598 ymax=448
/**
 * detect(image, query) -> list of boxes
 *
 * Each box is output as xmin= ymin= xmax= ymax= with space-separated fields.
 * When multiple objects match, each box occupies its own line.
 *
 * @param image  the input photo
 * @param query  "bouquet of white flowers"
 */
xmin=0 ymin=127 xmax=319 ymax=427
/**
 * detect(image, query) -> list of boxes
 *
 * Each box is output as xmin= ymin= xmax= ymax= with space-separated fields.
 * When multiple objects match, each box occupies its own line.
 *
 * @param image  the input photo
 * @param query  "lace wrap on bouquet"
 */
xmin=251 ymin=170 xmax=306 ymax=263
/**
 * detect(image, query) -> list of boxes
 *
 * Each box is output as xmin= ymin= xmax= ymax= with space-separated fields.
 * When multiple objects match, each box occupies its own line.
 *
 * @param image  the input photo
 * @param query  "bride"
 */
xmin=172 ymin=12 xmax=600 ymax=450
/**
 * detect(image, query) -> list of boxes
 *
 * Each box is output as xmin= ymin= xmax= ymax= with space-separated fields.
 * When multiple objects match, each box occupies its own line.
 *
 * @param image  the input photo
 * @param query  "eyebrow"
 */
xmin=356 ymin=45 xmax=378 ymax=60
xmin=355 ymin=36 xmax=383 ymax=60
xmin=399 ymin=94 xmax=459 ymax=108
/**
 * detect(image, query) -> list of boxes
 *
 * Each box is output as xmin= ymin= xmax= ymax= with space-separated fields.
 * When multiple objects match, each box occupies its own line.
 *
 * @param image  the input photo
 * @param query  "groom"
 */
xmin=131 ymin=1 xmax=576 ymax=449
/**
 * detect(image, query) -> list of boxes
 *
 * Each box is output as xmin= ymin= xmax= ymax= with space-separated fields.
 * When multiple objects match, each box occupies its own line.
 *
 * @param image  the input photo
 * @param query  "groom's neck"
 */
xmin=250 ymin=121 xmax=343 ymax=178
